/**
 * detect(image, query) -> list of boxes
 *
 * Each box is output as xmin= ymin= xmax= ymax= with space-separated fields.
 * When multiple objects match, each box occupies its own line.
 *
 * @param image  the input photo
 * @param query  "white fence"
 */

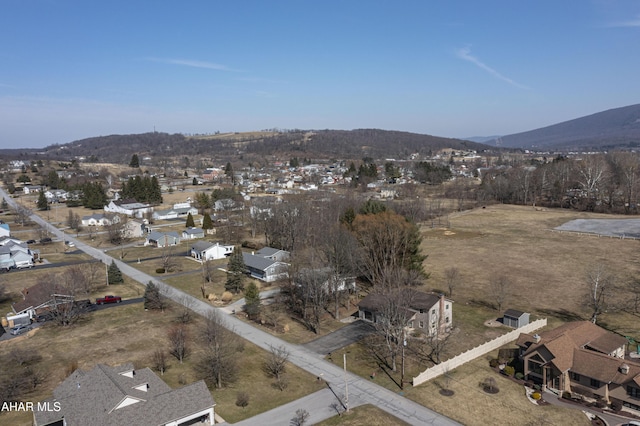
xmin=412 ymin=318 xmax=547 ymax=386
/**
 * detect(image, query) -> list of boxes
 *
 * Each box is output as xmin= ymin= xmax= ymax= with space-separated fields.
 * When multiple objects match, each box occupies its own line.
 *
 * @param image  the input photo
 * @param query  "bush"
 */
xmin=156 ymin=268 xmax=165 ymax=274
xmin=562 ymin=391 xmax=572 ymax=400
xmin=221 ymin=291 xmax=233 ymax=302
xmin=503 ymin=366 xmax=515 ymax=376
xmin=610 ymin=399 xmax=622 ymax=412
xmin=515 ymin=372 xmax=524 ymax=380
xmin=489 ymin=358 xmax=499 ymax=368
xmin=531 ymin=392 xmax=541 ymax=400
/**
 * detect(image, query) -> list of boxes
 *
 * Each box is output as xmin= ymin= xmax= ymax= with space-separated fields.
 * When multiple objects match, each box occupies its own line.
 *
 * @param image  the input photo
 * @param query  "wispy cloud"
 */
xmin=455 ymin=46 xmax=530 ymax=90
xmin=146 ymin=57 xmax=241 ymax=72
xmin=605 ymin=14 xmax=640 ymax=27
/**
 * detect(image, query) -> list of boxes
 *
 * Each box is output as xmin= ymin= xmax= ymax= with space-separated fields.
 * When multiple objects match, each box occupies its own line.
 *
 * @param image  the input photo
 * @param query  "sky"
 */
xmin=1 ymin=0 xmax=639 ymax=149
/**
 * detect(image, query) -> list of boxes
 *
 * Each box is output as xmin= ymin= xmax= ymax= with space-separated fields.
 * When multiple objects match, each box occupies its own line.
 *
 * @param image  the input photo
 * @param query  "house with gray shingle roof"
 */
xmin=145 ymin=231 xmax=180 ymax=248
xmin=33 ymin=363 xmax=215 ymax=426
xmin=243 ymin=251 xmax=289 ymax=282
xmin=182 ymin=227 xmax=205 ymax=240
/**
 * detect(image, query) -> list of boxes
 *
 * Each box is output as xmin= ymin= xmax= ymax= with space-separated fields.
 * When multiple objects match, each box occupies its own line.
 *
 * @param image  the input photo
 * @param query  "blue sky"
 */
xmin=1 ymin=0 xmax=639 ymax=149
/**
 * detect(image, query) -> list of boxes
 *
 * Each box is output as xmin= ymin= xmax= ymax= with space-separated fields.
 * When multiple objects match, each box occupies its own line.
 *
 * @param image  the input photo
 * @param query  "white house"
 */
xmin=145 ymin=231 xmax=180 ymax=248
xmin=81 ymin=213 xmax=120 ymax=227
xmin=182 ymin=227 xmax=205 ymax=240
xmin=152 ymin=205 xmax=198 ymax=221
xmin=22 ymin=185 xmax=44 ymax=195
xmin=190 ymin=241 xmax=234 ymax=261
xmin=104 ymin=199 xmax=153 ymax=218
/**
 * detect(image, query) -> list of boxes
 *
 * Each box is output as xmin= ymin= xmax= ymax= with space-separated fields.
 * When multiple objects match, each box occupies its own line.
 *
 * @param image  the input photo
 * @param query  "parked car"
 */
xmin=65 ymin=241 xmax=75 ymax=247
xmin=10 ymin=324 xmax=32 ymax=335
xmin=95 ymin=295 xmax=122 ymax=305
xmin=36 ymin=313 xmax=54 ymax=322
xmin=26 ymin=239 xmax=36 ymax=244
xmin=39 ymin=237 xmax=52 ymax=244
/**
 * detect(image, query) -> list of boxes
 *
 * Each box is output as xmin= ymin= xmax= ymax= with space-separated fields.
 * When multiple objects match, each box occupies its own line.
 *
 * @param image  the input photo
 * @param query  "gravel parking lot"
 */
xmin=554 ymin=218 xmax=640 ymax=238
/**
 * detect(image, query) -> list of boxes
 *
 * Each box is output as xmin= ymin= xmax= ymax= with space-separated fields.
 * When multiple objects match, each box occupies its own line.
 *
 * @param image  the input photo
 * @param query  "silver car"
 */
xmin=10 ymin=324 xmax=32 ymax=335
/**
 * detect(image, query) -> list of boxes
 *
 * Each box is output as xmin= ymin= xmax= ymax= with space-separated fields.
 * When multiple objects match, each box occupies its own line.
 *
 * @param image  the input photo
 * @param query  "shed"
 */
xmin=503 ymin=309 xmax=530 ymax=328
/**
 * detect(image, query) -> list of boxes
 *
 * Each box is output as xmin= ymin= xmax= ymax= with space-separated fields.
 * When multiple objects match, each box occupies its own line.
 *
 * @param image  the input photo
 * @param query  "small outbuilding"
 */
xmin=503 ymin=309 xmax=530 ymax=328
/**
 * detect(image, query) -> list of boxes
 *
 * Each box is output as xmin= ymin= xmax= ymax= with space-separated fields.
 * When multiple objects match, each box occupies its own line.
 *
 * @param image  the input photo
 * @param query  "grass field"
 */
xmin=317 ymin=404 xmax=410 ymax=425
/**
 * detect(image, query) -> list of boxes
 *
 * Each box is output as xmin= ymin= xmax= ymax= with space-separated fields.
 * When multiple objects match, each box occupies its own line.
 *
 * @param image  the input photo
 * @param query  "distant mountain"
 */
xmin=6 ymin=129 xmax=497 ymax=164
xmin=463 ymin=135 xmax=502 ymax=144
xmin=494 ymin=104 xmax=640 ymax=151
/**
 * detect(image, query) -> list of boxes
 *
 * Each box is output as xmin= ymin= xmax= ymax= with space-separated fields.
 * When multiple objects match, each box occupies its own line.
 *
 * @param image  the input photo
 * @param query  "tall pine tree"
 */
xmin=225 ymin=246 xmax=246 ymax=294
xmin=108 ymin=260 xmax=124 ymax=284
xmin=36 ymin=191 xmax=49 ymax=211
xmin=185 ymin=212 xmax=195 ymax=228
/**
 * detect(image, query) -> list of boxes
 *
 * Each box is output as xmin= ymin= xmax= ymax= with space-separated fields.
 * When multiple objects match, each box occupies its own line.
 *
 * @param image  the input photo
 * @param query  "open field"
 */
xmin=422 ymin=204 xmax=640 ymax=338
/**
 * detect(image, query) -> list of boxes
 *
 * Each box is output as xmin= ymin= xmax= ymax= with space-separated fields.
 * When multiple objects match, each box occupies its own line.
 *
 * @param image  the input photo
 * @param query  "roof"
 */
xmin=359 ymin=289 xmax=447 ymax=313
xmin=504 ymin=309 xmax=527 ymax=319
xmin=571 ymin=348 xmax=640 ymax=385
xmin=12 ymin=281 xmax=73 ymax=314
xmin=183 ymin=227 xmax=204 ymax=235
xmin=147 ymin=231 xmax=180 ymax=242
xmin=243 ymin=252 xmax=278 ymax=271
xmin=255 ymin=247 xmax=284 ymax=257
xmin=34 ymin=363 xmax=215 ymax=426
xmin=520 ymin=321 xmax=628 ymax=372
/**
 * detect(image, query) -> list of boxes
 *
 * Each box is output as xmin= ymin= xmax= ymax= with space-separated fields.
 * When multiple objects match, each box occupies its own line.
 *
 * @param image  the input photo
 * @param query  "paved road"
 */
xmin=303 ymin=320 xmax=376 ymax=355
xmin=2 ymin=190 xmax=460 ymax=426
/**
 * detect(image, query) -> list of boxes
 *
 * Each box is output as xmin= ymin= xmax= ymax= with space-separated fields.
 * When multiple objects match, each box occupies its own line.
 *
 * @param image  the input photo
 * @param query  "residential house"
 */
xmin=295 ymin=267 xmax=356 ymax=293
xmin=190 ymin=241 xmax=234 ymax=261
xmin=243 ymin=252 xmax=289 ymax=282
xmin=44 ymin=189 xmax=68 ymax=203
xmin=104 ymin=199 xmax=153 ymax=218
xmin=145 ymin=231 xmax=180 ymax=248
xmin=0 ymin=221 xmax=9 ymax=238
xmin=124 ymin=219 xmax=146 ymax=239
xmin=81 ymin=213 xmax=120 ymax=227
xmin=22 ymin=185 xmax=44 ymax=195
xmin=516 ymin=321 xmax=637 ymax=406
xmin=153 ymin=204 xmax=198 ymax=220
xmin=182 ymin=227 xmax=205 ymax=240
xmin=503 ymin=309 xmax=530 ymax=328
xmin=255 ymin=246 xmax=290 ymax=262
xmin=358 ymin=290 xmax=453 ymax=337
xmin=12 ymin=281 xmax=74 ymax=320
xmin=202 ymin=167 xmax=223 ymax=181
xmin=33 ymin=363 xmax=215 ymax=426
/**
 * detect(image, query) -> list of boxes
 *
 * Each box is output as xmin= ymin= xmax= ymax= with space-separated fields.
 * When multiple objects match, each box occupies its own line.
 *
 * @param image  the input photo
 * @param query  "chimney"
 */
xmin=438 ymin=294 xmax=445 ymax=334
xmin=620 ymin=363 xmax=630 ymax=375
xmin=532 ymin=334 xmax=541 ymax=343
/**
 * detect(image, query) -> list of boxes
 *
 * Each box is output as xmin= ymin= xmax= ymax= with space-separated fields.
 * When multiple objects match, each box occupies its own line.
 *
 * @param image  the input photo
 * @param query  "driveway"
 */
xmin=303 ymin=320 xmax=376 ymax=355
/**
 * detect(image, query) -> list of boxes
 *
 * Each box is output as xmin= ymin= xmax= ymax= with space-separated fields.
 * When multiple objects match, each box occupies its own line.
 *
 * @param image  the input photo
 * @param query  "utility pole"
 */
xmin=401 ymin=330 xmax=406 ymax=390
xmin=343 ymin=353 xmax=349 ymax=413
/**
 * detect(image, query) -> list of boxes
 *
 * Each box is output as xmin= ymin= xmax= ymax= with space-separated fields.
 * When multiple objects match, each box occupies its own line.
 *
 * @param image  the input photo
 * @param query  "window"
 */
xmin=590 ymin=378 xmax=600 ymax=388
xmin=431 ymin=309 xmax=436 ymax=314
xmin=528 ymin=360 xmax=543 ymax=375
xmin=419 ymin=321 xmax=424 ymax=328
xmin=446 ymin=304 xmax=449 ymax=310
xmin=409 ymin=321 xmax=414 ymax=328
xmin=628 ymin=386 xmax=640 ymax=398
xmin=569 ymin=372 xmax=580 ymax=381
xmin=445 ymin=317 xmax=450 ymax=323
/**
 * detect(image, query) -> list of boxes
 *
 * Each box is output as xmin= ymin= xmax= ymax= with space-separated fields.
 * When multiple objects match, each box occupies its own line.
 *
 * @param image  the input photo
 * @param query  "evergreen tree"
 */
xmin=202 ymin=213 xmax=213 ymax=231
xmin=185 ymin=212 xmax=195 ymax=228
xmin=244 ymin=281 xmax=261 ymax=319
xmin=192 ymin=177 xmax=198 ymax=186
xmin=144 ymin=281 xmax=166 ymax=311
xmin=1 ymin=198 xmax=8 ymax=210
xmin=129 ymin=154 xmax=140 ymax=168
xmin=36 ymin=191 xmax=49 ymax=211
xmin=108 ymin=260 xmax=124 ymax=284
xmin=81 ymin=182 xmax=107 ymax=209
xmin=225 ymin=246 xmax=246 ymax=293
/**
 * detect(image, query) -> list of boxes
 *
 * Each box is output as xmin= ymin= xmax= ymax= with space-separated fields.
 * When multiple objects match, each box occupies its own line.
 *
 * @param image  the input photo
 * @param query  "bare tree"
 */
xmin=167 ymin=325 xmax=189 ymax=364
xmin=198 ymin=311 xmax=242 ymax=389
xmin=152 ymin=349 xmax=168 ymax=375
xmin=201 ymin=258 xmax=215 ymax=283
xmin=13 ymin=204 xmax=32 ymax=226
xmin=444 ymin=267 xmax=460 ymax=297
xmin=291 ymin=409 xmax=310 ymax=426
xmin=284 ymin=264 xmax=329 ymax=334
xmin=236 ymin=391 xmax=250 ymax=409
xmin=61 ymin=265 xmax=92 ymax=296
xmin=264 ymin=345 xmax=289 ymax=381
xmin=488 ymin=274 xmax=510 ymax=312
xmin=160 ymin=242 xmax=177 ymax=273
xmin=106 ymin=215 xmax=128 ymax=246
xmin=585 ymin=263 xmax=615 ymax=324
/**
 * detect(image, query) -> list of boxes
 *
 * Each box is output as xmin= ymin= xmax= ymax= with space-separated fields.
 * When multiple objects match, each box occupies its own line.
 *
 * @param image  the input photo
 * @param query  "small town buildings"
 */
xmin=11 ymin=282 xmax=74 ymax=319
xmin=152 ymin=203 xmax=198 ymax=220
xmin=190 ymin=241 xmax=234 ymax=261
xmin=358 ymin=290 xmax=453 ymax=337
xmin=516 ymin=321 xmax=639 ymax=407
xmin=81 ymin=213 xmax=120 ymax=227
xmin=255 ymin=246 xmax=290 ymax=262
xmin=243 ymin=248 xmax=290 ymax=282
xmin=104 ymin=199 xmax=153 ymax=218
xmin=0 ymin=221 xmax=10 ymax=238
xmin=33 ymin=363 xmax=215 ymax=426
xmin=145 ymin=231 xmax=180 ymax=248
xmin=182 ymin=227 xmax=205 ymax=240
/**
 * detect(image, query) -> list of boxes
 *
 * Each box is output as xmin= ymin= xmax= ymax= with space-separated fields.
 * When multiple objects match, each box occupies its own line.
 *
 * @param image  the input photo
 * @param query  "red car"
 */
xmin=95 ymin=295 xmax=122 ymax=305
